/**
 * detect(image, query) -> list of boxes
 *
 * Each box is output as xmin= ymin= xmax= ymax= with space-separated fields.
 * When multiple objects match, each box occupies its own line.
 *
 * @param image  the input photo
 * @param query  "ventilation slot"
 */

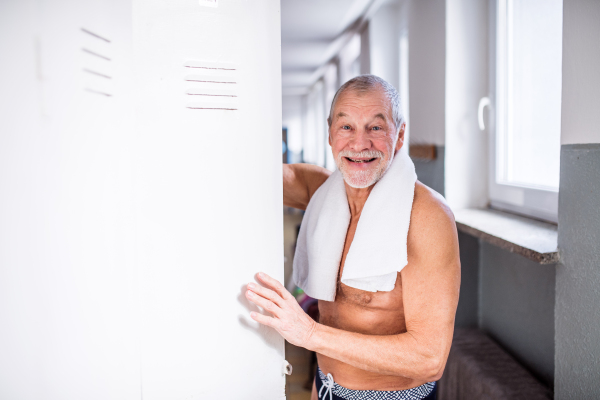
xmin=81 ymin=28 xmax=112 ymax=97
xmin=184 ymin=61 xmax=239 ymax=111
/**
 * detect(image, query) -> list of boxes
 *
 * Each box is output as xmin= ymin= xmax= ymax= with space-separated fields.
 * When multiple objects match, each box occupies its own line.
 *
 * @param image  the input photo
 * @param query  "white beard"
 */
xmin=336 ymin=150 xmax=394 ymax=189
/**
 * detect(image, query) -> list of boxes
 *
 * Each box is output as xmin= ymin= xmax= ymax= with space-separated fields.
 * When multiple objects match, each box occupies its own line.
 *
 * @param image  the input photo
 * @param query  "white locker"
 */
xmin=0 ymin=0 xmax=284 ymax=398
xmin=133 ymin=0 xmax=284 ymax=399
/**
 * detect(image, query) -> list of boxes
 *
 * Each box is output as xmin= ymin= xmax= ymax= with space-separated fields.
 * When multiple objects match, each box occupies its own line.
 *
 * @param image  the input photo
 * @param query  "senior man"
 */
xmin=246 ymin=75 xmax=460 ymax=400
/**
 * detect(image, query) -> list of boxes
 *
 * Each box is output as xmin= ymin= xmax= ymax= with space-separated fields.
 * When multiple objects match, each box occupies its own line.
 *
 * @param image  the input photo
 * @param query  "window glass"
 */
xmin=497 ymin=0 xmax=562 ymax=190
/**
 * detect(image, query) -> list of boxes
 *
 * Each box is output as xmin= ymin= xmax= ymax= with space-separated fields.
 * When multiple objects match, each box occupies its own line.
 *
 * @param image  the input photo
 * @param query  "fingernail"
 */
xmin=250 ymin=312 xmax=256 ymax=318
xmin=258 ymin=272 xmax=265 ymax=278
xmin=247 ymin=291 xmax=254 ymax=298
xmin=248 ymin=283 xmax=255 ymax=289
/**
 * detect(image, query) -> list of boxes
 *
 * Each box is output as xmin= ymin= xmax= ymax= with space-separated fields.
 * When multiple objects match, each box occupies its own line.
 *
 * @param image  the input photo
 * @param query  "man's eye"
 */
xmin=372 ymin=126 xmax=381 ymax=131
xmin=342 ymin=125 xmax=351 ymax=130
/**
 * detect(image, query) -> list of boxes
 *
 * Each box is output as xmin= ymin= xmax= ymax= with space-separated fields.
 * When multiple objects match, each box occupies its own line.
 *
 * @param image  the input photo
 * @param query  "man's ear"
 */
xmin=395 ymin=122 xmax=406 ymax=152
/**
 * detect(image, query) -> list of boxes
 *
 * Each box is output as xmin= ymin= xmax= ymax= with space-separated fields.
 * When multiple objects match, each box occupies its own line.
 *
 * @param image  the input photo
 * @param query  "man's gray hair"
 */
xmin=327 ymin=74 xmax=404 ymax=133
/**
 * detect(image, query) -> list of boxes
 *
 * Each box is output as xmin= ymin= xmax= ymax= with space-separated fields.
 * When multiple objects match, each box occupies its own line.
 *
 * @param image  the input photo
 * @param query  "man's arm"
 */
xmin=246 ymin=187 xmax=460 ymax=382
xmin=283 ymin=164 xmax=331 ymax=210
xmin=306 ymin=188 xmax=460 ymax=380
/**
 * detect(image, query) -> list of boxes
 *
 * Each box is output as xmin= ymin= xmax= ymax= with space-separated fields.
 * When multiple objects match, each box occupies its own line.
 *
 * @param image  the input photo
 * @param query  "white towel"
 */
xmin=293 ymin=149 xmax=417 ymax=302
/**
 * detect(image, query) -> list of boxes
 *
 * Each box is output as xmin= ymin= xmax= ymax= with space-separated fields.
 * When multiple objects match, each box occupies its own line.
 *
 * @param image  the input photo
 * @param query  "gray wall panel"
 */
xmin=479 ymin=242 xmax=556 ymax=387
xmin=556 ymin=144 xmax=600 ymax=399
xmin=455 ymin=232 xmax=479 ymax=328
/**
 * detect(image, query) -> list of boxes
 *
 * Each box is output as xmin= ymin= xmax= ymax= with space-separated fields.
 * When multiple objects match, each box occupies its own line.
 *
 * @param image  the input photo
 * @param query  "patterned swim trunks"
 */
xmin=315 ymin=367 xmax=437 ymax=400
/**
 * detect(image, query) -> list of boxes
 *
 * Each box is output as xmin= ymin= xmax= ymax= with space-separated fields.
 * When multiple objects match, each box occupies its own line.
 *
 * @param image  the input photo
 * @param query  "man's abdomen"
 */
xmin=316 ymin=286 xmax=428 ymax=391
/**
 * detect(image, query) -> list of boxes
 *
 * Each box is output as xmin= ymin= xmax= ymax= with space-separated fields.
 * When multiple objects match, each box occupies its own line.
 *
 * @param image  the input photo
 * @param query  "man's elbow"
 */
xmin=429 ymin=359 xmax=446 ymax=382
xmin=406 ymin=353 xmax=446 ymax=382
xmin=421 ymin=355 xmax=446 ymax=382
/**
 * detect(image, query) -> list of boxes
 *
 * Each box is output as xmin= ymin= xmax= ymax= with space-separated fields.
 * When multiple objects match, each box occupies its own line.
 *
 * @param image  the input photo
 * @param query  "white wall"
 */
xmin=338 ymin=33 xmax=362 ymax=85
xmin=407 ymin=0 xmax=446 ymax=146
xmin=303 ymin=81 xmax=327 ymax=167
xmin=368 ymin=0 xmax=446 ymax=145
xmin=560 ymin=0 xmax=600 ymax=145
xmin=323 ymin=63 xmax=339 ymax=170
xmin=398 ymin=1 xmax=410 ymax=144
xmin=0 ymin=0 xmax=285 ymax=399
xmin=368 ymin=1 xmax=408 ymax=142
xmin=444 ymin=0 xmax=489 ymax=210
xmin=359 ymin=24 xmax=371 ymax=75
xmin=369 ymin=2 xmax=401 ymax=91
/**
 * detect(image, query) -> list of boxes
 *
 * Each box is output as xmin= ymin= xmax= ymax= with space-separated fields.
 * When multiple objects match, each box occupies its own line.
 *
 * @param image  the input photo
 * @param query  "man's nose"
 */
xmin=348 ymin=128 xmax=371 ymax=151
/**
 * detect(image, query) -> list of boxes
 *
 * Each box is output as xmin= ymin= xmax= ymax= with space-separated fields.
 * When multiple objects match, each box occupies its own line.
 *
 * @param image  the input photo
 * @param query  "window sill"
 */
xmin=454 ymin=208 xmax=559 ymax=264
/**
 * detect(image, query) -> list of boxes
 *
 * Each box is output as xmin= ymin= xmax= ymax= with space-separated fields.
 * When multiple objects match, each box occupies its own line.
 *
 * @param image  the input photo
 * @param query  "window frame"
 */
xmin=488 ymin=0 xmax=560 ymax=224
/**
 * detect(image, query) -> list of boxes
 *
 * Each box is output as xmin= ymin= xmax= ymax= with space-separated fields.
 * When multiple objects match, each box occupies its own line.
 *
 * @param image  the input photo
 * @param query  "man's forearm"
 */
xmin=283 ymin=163 xmax=331 ymax=209
xmin=245 ymin=272 xmax=451 ymax=382
xmin=306 ymin=323 xmax=444 ymax=382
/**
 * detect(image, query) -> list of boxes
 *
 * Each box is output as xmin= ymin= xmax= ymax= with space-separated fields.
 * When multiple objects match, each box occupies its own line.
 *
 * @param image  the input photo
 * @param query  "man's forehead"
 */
xmin=335 ymin=111 xmax=388 ymax=122
xmin=333 ymin=88 xmax=392 ymax=120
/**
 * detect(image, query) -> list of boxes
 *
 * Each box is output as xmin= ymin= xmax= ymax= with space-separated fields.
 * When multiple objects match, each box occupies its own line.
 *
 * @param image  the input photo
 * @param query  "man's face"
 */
xmin=328 ymin=88 xmax=405 ymax=189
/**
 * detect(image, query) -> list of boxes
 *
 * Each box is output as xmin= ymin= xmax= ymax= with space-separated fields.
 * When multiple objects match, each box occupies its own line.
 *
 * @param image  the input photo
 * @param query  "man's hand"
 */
xmin=246 ymin=272 xmax=317 ymax=348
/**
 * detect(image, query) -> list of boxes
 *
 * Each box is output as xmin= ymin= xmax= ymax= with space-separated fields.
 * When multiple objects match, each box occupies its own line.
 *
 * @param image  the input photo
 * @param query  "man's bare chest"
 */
xmin=320 ymin=275 xmax=406 ymax=335
xmin=334 ymin=216 xmax=405 ymax=311
xmin=335 ymin=272 xmax=404 ymax=309
xmin=319 ymin=215 xmax=407 ymax=333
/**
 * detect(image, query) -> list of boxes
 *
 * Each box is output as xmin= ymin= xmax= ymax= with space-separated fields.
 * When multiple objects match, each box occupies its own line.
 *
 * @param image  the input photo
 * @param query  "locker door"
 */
xmin=0 ymin=0 xmax=140 ymax=399
xmin=132 ymin=0 xmax=285 ymax=399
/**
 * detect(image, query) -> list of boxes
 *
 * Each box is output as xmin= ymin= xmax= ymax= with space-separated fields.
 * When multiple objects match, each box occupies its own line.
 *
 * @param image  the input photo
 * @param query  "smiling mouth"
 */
xmin=346 ymin=157 xmax=377 ymax=163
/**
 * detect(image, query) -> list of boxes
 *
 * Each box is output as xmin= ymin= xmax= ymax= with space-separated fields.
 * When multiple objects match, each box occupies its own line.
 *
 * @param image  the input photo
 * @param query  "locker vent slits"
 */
xmin=184 ymin=61 xmax=239 ymax=111
xmin=85 ymin=88 xmax=112 ymax=97
xmin=83 ymin=68 xmax=111 ymax=79
xmin=81 ymin=28 xmax=111 ymax=43
xmin=81 ymin=28 xmax=112 ymax=97
xmin=81 ymin=48 xmax=111 ymax=61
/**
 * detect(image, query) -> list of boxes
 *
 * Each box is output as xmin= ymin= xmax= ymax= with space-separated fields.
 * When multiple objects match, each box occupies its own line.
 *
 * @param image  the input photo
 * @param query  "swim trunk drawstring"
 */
xmin=318 ymin=373 xmax=335 ymax=400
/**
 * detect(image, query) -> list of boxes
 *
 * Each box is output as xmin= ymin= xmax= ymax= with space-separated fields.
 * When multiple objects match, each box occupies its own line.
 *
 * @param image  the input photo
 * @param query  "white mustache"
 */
xmin=338 ymin=150 xmax=383 ymax=159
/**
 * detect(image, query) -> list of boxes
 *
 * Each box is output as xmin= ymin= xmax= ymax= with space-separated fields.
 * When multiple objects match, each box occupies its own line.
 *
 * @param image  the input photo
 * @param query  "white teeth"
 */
xmin=348 ymin=158 xmax=375 ymax=163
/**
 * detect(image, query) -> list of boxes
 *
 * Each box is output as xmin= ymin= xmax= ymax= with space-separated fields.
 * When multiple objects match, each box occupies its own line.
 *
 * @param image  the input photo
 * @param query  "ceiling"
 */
xmin=280 ymin=0 xmax=374 ymax=91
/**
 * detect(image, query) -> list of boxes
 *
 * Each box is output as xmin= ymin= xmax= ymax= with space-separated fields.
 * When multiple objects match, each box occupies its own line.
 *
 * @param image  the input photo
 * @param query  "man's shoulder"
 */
xmin=408 ymin=181 xmax=456 ymax=246
xmin=412 ymin=181 xmax=453 ymax=221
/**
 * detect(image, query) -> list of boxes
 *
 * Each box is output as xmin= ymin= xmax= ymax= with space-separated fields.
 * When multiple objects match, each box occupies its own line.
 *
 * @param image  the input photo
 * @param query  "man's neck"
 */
xmin=344 ymin=183 xmax=375 ymax=218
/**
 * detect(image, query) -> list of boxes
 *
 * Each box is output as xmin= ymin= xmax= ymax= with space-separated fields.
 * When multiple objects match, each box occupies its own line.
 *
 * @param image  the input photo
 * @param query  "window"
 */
xmin=489 ymin=0 xmax=563 ymax=223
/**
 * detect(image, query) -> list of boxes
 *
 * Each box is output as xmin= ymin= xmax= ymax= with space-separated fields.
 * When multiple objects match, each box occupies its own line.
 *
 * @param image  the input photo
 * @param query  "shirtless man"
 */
xmin=246 ymin=75 xmax=460 ymax=400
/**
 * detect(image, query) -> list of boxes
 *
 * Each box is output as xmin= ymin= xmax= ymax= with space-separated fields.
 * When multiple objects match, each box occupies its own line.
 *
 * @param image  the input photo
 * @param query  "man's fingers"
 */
xmin=247 ymin=282 xmax=284 ymax=307
xmin=246 ymin=290 xmax=282 ymax=317
xmin=250 ymin=311 xmax=279 ymax=329
xmin=256 ymin=272 xmax=292 ymax=300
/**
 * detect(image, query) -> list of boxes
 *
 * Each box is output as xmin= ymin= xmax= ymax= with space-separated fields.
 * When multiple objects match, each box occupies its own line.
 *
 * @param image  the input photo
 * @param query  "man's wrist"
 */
xmin=304 ymin=320 xmax=324 ymax=353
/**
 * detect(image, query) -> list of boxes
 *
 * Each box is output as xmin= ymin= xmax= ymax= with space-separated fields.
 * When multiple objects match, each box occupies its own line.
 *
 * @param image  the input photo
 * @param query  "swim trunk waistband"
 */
xmin=315 ymin=366 xmax=437 ymax=400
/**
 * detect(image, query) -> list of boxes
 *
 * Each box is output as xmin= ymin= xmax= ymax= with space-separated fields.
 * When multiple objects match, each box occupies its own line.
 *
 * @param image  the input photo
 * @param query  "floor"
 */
xmin=285 ymin=341 xmax=313 ymax=400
